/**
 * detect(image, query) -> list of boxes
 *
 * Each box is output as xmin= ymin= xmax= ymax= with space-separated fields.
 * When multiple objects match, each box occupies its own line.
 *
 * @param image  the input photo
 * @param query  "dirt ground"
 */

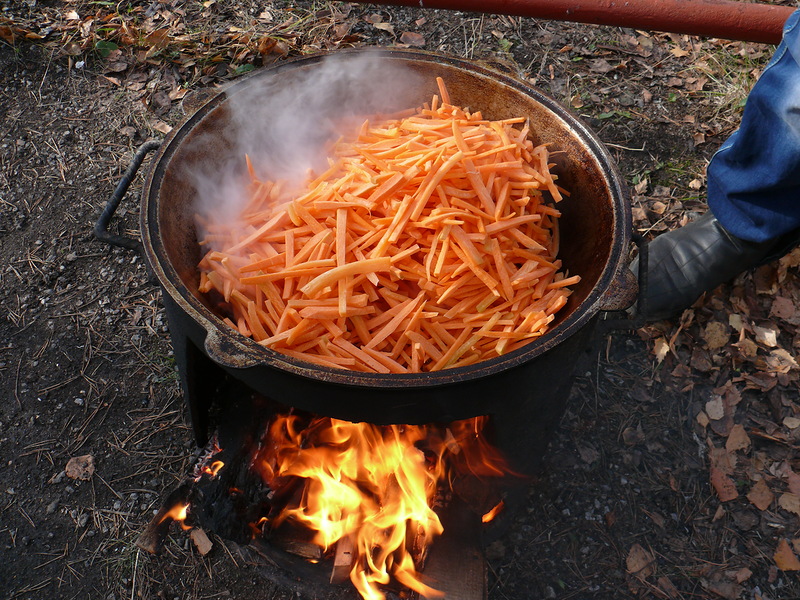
xmin=3 ymin=2 xmax=800 ymax=600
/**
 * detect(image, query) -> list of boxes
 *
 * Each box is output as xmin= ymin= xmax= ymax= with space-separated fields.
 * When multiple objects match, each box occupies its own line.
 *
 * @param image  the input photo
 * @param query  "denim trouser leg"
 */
xmin=707 ymin=9 xmax=800 ymax=242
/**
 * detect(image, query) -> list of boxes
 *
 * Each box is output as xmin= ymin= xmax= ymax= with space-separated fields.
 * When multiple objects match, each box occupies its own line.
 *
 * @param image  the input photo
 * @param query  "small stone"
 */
xmin=77 ymin=513 xmax=89 ymax=527
xmin=46 ymin=499 xmax=59 ymax=514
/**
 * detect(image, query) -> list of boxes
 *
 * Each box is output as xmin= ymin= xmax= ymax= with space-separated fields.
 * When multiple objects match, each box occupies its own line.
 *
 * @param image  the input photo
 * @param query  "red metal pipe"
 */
xmin=356 ymin=0 xmax=793 ymax=44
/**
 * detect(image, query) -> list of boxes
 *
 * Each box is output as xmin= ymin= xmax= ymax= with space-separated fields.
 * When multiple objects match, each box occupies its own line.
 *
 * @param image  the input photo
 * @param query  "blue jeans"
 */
xmin=707 ymin=9 xmax=800 ymax=242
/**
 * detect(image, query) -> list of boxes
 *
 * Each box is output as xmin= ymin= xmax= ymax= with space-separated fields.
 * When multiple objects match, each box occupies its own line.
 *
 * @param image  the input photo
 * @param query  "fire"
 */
xmin=201 ymin=460 xmax=225 ymax=478
xmin=253 ymin=413 xmax=510 ymax=600
xmin=160 ymin=502 xmax=192 ymax=531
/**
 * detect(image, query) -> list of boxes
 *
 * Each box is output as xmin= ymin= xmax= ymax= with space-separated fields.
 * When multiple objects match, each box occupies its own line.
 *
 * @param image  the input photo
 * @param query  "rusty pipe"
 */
xmin=355 ymin=0 xmax=793 ymax=44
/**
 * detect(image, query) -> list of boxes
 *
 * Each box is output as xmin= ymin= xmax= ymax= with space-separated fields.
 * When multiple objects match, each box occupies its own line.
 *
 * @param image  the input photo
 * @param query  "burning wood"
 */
xmin=144 ymin=404 xmax=510 ymax=600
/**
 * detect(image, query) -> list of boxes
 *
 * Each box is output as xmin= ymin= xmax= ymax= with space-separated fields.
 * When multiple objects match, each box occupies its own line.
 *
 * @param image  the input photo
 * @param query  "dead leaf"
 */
xmin=726 ymin=424 xmax=751 ymax=453
xmin=788 ymin=469 xmax=800 ymax=496
xmin=190 ymin=528 xmax=213 ymax=555
xmin=65 ymin=455 xmax=95 ymax=481
xmin=589 ymin=58 xmax=614 ymax=74
xmin=690 ymin=347 xmax=713 ymax=372
xmin=747 ymin=478 xmax=774 ymax=511
xmin=784 ymin=416 xmax=800 ymax=429
xmin=145 ymin=27 xmax=170 ymax=51
xmin=710 ymin=466 xmax=739 ymax=502
xmin=697 ymin=411 xmax=710 ymax=428
xmin=705 ymin=397 xmax=725 ymax=421
xmin=399 ymin=31 xmax=425 ymax=47
xmin=774 ymin=539 xmax=800 ymax=571
xmin=779 ymin=493 xmax=800 ymax=517
xmin=703 ymin=321 xmax=729 ymax=351
xmin=657 ymin=576 xmax=679 ymax=599
xmin=626 ymin=544 xmax=655 ymax=580
xmin=653 ymin=337 xmax=669 ymax=364
xmin=622 ymin=424 xmax=645 ymax=446
xmin=689 ymin=178 xmax=703 ymax=190
xmin=753 ymin=324 xmax=779 ymax=348
xmin=371 ymin=21 xmax=395 ymax=35
xmin=770 ymin=296 xmax=796 ymax=320
xmin=768 ymin=349 xmax=798 ymax=373
xmin=705 ymin=581 xmax=742 ymax=600
xmin=150 ymin=119 xmax=173 ymax=134
xmin=734 ymin=567 xmax=753 ymax=583
xmin=670 ymin=47 xmax=690 ymax=58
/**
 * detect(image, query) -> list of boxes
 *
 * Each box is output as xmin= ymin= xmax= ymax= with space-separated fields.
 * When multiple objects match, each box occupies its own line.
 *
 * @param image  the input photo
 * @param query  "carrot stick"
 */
xmin=197 ymin=77 xmax=580 ymax=372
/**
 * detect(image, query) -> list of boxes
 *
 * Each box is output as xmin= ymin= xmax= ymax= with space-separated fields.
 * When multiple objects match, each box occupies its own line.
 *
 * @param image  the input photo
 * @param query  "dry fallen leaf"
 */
xmin=784 ymin=416 xmax=800 ymax=429
xmin=726 ymin=424 xmax=751 ymax=453
xmin=788 ymin=469 xmax=800 ymax=496
xmin=65 ymin=455 xmax=95 ymax=481
xmin=779 ymin=493 xmax=800 ymax=517
xmin=399 ymin=31 xmax=425 ymax=47
xmin=653 ymin=337 xmax=670 ymax=364
xmin=753 ymin=324 xmax=779 ymax=348
xmin=710 ymin=466 xmax=739 ymax=502
xmin=774 ymin=539 xmax=800 ymax=571
xmin=705 ymin=397 xmax=725 ymax=421
xmin=703 ymin=321 xmax=729 ymax=351
xmin=190 ymin=528 xmax=213 ymax=555
xmin=747 ymin=478 xmax=774 ymax=511
xmin=626 ymin=543 xmax=655 ymax=580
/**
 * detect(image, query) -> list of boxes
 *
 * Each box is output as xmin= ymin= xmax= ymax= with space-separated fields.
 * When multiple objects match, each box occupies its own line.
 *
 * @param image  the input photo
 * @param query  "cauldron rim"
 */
xmin=141 ymin=48 xmax=632 ymax=390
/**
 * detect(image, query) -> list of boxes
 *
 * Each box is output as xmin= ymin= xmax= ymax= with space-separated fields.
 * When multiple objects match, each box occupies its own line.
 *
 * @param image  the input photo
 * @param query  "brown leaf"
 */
xmin=734 ymin=567 xmax=753 ymax=583
xmin=657 ymin=576 xmax=679 ymax=599
xmin=705 ymin=397 xmax=725 ymax=421
xmin=788 ymin=469 xmax=800 ymax=496
xmin=725 ymin=424 xmax=751 ymax=453
xmin=774 ymin=539 xmax=800 ymax=571
xmin=747 ymin=478 xmax=774 ymax=511
xmin=706 ymin=581 xmax=742 ymax=600
xmin=753 ymin=324 xmax=779 ymax=347
xmin=190 ymin=528 xmax=213 ymax=555
xmin=653 ymin=337 xmax=670 ymax=364
xmin=626 ymin=543 xmax=655 ymax=580
xmin=65 ymin=455 xmax=95 ymax=481
xmin=779 ymin=493 xmax=800 ymax=517
xmin=622 ymin=424 xmax=645 ymax=446
xmin=399 ymin=31 xmax=425 ymax=47
xmin=670 ymin=47 xmax=690 ymax=58
xmin=710 ymin=466 xmax=739 ymax=502
xmin=770 ymin=296 xmax=796 ymax=320
xmin=589 ymin=58 xmax=614 ymax=73
xmin=145 ymin=27 xmax=170 ymax=51
xmin=702 ymin=321 xmax=729 ymax=351
xmin=690 ymin=345 xmax=714 ymax=372
xmin=767 ymin=349 xmax=798 ymax=373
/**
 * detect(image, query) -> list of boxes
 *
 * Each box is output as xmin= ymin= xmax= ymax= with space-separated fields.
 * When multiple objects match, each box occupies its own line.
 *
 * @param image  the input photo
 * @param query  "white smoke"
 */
xmin=187 ymin=53 xmax=428 ymax=240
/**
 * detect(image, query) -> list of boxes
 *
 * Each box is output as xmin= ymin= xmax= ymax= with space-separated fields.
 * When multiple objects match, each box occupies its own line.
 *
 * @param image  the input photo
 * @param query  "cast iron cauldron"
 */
xmin=97 ymin=49 xmax=635 ymax=450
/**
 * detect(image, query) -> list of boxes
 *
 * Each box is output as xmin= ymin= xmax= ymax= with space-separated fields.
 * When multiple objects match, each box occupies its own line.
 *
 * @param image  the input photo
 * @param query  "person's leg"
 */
xmin=634 ymin=10 xmax=800 ymax=321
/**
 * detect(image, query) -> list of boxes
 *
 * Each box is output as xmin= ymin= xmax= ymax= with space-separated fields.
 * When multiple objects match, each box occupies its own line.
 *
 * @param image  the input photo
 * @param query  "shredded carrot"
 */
xmin=197 ymin=79 xmax=580 ymax=373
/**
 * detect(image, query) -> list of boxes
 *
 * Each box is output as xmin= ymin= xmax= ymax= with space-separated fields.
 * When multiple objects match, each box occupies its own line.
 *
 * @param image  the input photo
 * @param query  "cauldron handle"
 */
xmin=597 ymin=234 xmax=649 ymax=332
xmin=94 ymin=140 xmax=161 ymax=253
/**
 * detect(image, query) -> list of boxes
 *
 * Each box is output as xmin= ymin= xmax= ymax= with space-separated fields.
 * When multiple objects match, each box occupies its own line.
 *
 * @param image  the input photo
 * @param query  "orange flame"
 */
xmin=253 ymin=413 xmax=510 ymax=600
xmin=160 ymin=502 xmax=192 ymax=531
xmin=201 ymin=460 xmax=225 ymax=477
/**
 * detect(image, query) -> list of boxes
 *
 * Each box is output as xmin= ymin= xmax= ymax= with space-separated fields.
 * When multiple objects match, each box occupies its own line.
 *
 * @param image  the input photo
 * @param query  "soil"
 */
xmin=2 ymin=2 xmax=800 ymax=600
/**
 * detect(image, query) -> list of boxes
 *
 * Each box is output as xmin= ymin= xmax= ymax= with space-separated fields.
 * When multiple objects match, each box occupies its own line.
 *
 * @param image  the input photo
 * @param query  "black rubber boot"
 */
xmin=631 ymin=212 xmax=800 ymax=321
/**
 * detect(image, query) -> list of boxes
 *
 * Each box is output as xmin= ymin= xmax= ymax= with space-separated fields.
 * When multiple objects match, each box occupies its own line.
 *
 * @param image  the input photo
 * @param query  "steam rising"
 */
xmin=188 ymin=53 xmax=427 ymax=234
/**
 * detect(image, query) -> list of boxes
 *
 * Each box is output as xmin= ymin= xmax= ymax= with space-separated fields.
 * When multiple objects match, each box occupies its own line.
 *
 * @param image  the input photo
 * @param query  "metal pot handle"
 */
xmin=94 ymin=140 xmax=161 ymax=253
xmin=597 ymin=234 xmax=649 ymax=332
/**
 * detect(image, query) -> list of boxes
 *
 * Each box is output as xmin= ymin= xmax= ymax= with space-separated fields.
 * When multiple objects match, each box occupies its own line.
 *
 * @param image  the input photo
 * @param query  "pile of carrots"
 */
xmin=197 ymin=78 xmax=580 ymax=373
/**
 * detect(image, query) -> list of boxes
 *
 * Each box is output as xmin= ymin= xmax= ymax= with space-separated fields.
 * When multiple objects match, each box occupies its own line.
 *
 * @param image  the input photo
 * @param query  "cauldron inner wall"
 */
xmin=153 ymin=57 xmax=617 ymax=330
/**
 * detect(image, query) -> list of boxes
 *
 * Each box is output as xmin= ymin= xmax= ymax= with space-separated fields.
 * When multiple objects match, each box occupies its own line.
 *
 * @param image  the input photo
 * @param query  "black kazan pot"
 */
xmin=98 ymin=49 xmax=636 ymax=479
